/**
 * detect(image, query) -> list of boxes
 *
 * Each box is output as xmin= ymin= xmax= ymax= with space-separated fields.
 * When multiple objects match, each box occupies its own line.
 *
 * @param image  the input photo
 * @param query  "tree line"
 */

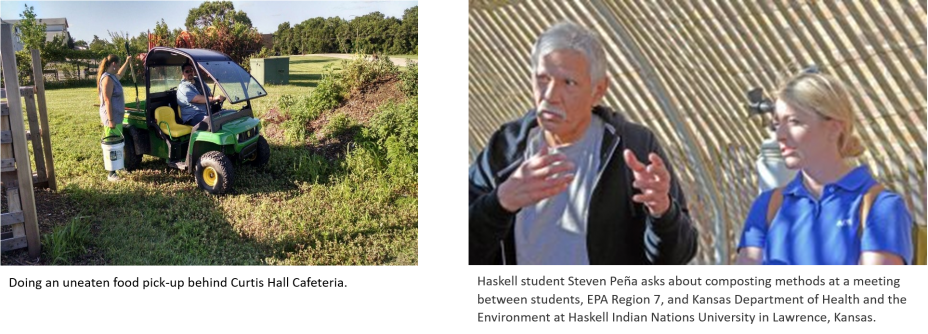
xmin=6 ymin=2 xmax=417 ymax=85
xmin=272 ymin=6 xmax=417 ymax=56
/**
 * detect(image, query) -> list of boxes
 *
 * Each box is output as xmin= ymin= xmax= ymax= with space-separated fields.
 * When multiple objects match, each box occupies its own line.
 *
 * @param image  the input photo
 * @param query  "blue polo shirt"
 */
xmin=177 ymin=79 xmax=211 ymax=123
xmin=739 ymin=165 xmax=913 ymax=265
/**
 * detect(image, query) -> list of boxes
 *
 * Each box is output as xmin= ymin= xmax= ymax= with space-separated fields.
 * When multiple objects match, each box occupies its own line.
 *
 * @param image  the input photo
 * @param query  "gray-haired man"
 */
xmin=469 ymin=21 xmax=698 ymax=265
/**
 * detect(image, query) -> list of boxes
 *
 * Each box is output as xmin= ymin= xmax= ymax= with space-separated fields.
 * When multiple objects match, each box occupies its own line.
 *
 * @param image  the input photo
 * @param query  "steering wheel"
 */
xmin=207 ymin=82 xmax=223 ymax=113
xmin=209 ymin=98 xmax=223 ymax=114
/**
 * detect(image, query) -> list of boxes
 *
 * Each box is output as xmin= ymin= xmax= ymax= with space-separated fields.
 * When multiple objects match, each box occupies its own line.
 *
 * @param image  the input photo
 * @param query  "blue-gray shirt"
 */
xmin=98 ymin=72 xmax=125 ymax=126
xmin=177 ymin=78 xmax=211 ymax=123
xmin=515 ymin=115 xmax=604 ymax=265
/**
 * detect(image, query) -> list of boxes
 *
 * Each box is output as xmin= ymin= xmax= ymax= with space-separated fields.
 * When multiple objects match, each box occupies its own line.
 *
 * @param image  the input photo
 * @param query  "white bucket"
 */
xmin=101 ymin=136 xmax=125 ymax=171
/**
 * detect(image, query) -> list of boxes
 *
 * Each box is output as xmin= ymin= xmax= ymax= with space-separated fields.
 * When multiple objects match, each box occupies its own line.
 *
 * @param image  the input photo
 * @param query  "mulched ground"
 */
xmin=1 ymin=187 xmax=106 ymax=265
xmin=263 ymin=75 xmax=406 ymax=162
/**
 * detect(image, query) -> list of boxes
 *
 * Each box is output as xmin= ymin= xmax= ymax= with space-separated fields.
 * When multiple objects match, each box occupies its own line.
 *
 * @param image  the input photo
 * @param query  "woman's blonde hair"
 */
xmin=96 ymin=54 xmax=119 ymax=91
xmin=777 ymin=72 xmax=865 ymax=157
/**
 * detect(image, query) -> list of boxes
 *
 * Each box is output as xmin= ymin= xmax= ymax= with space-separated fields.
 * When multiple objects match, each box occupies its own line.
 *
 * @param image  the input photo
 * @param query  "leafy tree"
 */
xmin=291 ymin=22 xmax=304 ymax=54
xmin=272 ymin=22 xmax=292 ymax=55
xmin=185 ymin=1 xmax=252 ymax=30
xmin=381 ymin=17 xmax=403 ymax=54
xmin=89 ymin=35 xmax=108 ymax=51
xmin=188 ymin=21 xmax=262 ymax=64
xmin=335 ymin=18 xmax=352 ymax=53
xmin=73 ymin=39 xmax=88 ymax=48
xmin=352 ymin=12 xmax=387 ymax=53
xmin=150 ymin=19 xmax=174 ymax=47
xmin=15 ymin=4 xmax=47 ymax=51
xmin=106 ymin=30 xmax=130 ymax=55
xmin=300 ymin=17 xmax=330 ymax=54
xmin=402 ymin=6 xmax=417 ymax=54
xmin=44 ymin=34 xmax=69 ymax=58
xmin=270 ymin=7 xmax=417 ymax=56
xmin=130 ymin=31 xmax=149 ymax=52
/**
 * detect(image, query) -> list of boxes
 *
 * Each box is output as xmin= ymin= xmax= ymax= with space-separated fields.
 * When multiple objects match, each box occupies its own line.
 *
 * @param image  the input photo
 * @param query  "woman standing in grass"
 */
xmin=97 ymin=54 xmax=131 ymax=181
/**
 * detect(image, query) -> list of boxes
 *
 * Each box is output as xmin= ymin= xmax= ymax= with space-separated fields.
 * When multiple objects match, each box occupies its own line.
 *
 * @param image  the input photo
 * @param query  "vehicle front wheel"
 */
xmin=195 ymin=151 xmax=234 ymax=195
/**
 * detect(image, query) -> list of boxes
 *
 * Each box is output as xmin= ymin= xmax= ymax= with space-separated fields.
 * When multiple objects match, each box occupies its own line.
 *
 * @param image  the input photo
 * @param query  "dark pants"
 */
xmin=185 ymin=112 xmax=206 ymax=126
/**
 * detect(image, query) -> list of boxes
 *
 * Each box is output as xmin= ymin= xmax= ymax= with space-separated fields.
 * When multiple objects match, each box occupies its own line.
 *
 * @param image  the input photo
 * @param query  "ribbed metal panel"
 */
xmin=469 ymin=0 xmax=927 ymax=264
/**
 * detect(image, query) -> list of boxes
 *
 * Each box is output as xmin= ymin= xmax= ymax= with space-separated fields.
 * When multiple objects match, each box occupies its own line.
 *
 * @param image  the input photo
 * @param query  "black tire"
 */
xmin=195 ymin=151 xmax=234 ymax=195
xmin=122 ymin=130 xmax=143 ymax=171
xmin=249 ymin=136 xmax=270 ymax=167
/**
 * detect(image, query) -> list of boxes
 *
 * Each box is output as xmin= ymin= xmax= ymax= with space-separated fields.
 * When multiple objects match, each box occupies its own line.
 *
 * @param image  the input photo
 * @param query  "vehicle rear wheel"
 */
xmin=123 ymin=130 xmax=143 ymax=171
xmin=195 ymin=151 xmax=234 ymax=195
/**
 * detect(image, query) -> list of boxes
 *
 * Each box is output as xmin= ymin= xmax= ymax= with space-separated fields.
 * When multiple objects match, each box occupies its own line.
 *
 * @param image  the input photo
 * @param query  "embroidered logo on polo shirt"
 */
xmin=836 ymin=218 xmax=853 ymax=227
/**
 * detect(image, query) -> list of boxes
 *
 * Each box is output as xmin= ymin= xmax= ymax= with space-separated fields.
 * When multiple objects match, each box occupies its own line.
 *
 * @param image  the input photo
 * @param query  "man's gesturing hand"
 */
xmin=624 ymin=149 xmax=671 ymax=217
xmin=497 ymin=146 xmax=576 ymax=213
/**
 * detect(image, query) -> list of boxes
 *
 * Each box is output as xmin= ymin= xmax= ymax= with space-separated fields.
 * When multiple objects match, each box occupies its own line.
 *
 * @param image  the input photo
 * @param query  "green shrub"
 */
xmin=44 ymin=79 xmax=99 ymax=90
xmin=308 ymin=64 xmax=345 ymax=111
xmin=281 ymin=64 xmax=346 ymax=141
xmin=15 ymin=50 xmax=35 ymax=85
xmin=340 ymin=53 xmax=398 ymax=93
xmin=322 ymin=113 xmax=354 ymax=138
xmin=373 ymin=54 xmax=398 ymax=77
xmin=241 ymin=46 xmax=273 ymax=72
xmin=282 ymin=118 xmax=310 ymax=142
xmin=399 ymin=61 xmax=417 ymax=97
xmin=356 ymin=97 xmax=418 ymax=183
xmin=277 ymin=94 xmax=298 ymax=109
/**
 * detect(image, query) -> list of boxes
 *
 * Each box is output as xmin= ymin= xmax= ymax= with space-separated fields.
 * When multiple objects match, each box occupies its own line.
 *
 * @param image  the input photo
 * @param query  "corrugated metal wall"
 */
xmin=468 ymin=0 xmax=927 ymax=264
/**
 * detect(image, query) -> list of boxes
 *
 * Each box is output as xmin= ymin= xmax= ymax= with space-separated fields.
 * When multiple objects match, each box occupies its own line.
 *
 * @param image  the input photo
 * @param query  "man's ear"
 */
xmin=592 ymin=76 xmax=609 ymax=104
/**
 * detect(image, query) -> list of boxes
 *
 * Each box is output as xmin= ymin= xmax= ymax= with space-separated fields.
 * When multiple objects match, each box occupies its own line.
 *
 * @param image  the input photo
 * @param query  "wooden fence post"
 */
xmin=0 ymin=24 xmax=41 ymax=258
xmin=31 ymin=49 xmax=56 ymax=191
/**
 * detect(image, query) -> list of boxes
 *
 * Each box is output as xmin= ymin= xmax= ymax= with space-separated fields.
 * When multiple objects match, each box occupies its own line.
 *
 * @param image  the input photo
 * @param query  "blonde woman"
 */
xmin=97 ymin=54 xmax=131 ymax=181
xmin=737 ymin=72 xmax=913 ymax=265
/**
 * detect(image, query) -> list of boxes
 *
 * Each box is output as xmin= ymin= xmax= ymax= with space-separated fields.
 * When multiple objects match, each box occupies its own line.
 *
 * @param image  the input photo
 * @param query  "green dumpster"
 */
xmin=250 ymin=57 xmax=289 ymax=85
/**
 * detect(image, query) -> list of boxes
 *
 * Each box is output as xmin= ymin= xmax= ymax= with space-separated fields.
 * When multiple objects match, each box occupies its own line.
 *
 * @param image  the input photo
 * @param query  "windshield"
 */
xmin=199 ymin=61 xmax=267 ymax=103
xmin=149 ymin=66 xmax=183 ymax=94
xmin=149 ymin=65 xmax=218 ymax=96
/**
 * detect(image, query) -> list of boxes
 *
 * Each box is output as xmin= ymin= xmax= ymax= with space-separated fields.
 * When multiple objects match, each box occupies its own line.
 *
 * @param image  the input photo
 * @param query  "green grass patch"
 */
xmin=388 ymin=55 xmax=419 ymax=60
xmin=41 ymin=217 xmax=91 ymax=265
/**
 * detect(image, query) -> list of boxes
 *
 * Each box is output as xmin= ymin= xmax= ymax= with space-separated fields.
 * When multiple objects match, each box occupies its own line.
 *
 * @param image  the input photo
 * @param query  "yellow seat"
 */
xmin=155 ymin=106 xmax=192 ymax=138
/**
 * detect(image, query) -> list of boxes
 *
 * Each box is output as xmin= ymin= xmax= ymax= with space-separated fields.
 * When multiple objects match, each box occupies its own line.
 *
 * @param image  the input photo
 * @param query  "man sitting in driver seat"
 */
xmin=177 ymin=62 xmax=225 ymax=126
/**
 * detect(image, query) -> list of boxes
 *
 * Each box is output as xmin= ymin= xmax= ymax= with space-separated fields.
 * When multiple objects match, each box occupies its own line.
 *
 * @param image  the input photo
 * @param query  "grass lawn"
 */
xmin=2 ymin=56 xmax=417 ymax=265
xmin=388 ymin=55 xmax=418 ymax=60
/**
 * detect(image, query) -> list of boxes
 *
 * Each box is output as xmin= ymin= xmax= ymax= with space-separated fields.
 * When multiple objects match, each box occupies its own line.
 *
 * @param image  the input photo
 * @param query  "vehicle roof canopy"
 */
xmin=145 ymin=47 xmax=232 ymax=67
